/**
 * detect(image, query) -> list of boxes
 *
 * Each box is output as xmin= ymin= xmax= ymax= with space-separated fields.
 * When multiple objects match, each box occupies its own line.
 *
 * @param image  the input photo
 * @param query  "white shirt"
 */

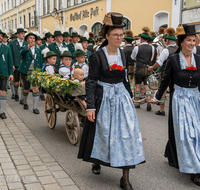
xmin=3 ymin=42 xmax=8 ymax=45
xmin=30 ymin=46 xmax=35 ymax=55
xmin=59 ymin=66 xmax=70 ymax=79
xmin=64 ymin=42 xmax=69 ymax=46
xmin=72 ymin=62 xmax=89 ymax=78
xmin=131 ymin=42 xmax=155 ymax=60
xmin=45 ymin=64 xmax=55 ymax=74
xmin=73 ymin=43 xmax=77 ymax=51
xmin=17 ymin=38 xmax=24 ymax=47
xmin=46 ymin=42 xmax=49 ymax=47
xmin=157 ymin=45 xmax=177 ymax=66
xmin=56 ymin=42 xmax=63 ymax=52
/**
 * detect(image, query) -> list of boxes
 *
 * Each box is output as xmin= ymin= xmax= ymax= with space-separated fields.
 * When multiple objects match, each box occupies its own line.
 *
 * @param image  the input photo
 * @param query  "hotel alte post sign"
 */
xmin=70 ymin=6 xmax=99 ymax=21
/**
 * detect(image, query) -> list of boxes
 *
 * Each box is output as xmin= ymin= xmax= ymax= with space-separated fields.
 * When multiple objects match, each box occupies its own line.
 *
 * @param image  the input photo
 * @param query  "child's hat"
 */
xmin=75 ymin=43 xmax=85 ymax=57
xmin=42 ymin=47 xmax=57 ymax=59
xmin=60 ymin=47 xmax=75 ymax=59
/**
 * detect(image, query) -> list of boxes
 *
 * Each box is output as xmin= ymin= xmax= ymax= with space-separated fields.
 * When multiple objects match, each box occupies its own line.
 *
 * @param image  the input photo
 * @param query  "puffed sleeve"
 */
xmin=59 ymin=67 xmax=70 ymax=78
xmin=86 ymin=52 xmax=100 ymax=109
xmin=155 ymin=56 xmax=174 ymax=100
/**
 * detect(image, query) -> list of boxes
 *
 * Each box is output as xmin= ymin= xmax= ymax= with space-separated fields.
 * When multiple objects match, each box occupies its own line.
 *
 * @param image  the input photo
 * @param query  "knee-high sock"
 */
xmin=14 ymin=85 xmax=19 ymax=95
xmin=10 ymin=83 xmax=15 ymax=95
xmin=20 ymin=85 xmax=24 ymax=101
xmin=23 ymin=91 xmax=28 ymax=105
xmin=0 ymin=95 xmax=7 ymax=114
xmin=33 ymin=92 xmax=39 ymax=109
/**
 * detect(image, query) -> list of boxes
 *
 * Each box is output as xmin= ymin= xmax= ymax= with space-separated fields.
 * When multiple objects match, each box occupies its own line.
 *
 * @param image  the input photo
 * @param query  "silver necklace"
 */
xmin=106 ymin=47 xmax=117 ymax=55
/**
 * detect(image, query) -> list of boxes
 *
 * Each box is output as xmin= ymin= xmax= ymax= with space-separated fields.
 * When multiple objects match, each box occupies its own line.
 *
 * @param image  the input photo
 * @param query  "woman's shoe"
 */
xmin=120 ymin=177 xmax=133 ymax=190
xmin=191 ymin=175 xmax=200 ymax=186
xmin=92 ymin=164 xmax=101 ymax=175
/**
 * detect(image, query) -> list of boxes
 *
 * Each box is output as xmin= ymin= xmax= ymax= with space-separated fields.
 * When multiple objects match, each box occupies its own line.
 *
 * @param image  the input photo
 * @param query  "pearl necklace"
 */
xmin=106 ymin=47 xmax=117 ymax=55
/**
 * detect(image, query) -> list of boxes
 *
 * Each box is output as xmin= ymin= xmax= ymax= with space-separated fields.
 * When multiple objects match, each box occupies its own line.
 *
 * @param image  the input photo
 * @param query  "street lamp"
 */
xmin=51 ymin=8 xmax=63 ymax=24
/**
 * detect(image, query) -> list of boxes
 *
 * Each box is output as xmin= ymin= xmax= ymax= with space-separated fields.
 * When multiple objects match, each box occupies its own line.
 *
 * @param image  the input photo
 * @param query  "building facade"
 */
xmin=0 ymin=0 xmax=182 ymax=38
xmin=182 ymin=0 xmax=200 ymax=30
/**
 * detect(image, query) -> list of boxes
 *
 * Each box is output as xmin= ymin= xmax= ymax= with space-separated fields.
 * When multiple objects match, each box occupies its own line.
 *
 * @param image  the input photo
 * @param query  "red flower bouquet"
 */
xmin=185 ymin=66 xmax=197 ymax=71
xmin=70 ymin=67 xmax=73 ymax=71
xmin=109 ymin=64 xmax=125 ymax=71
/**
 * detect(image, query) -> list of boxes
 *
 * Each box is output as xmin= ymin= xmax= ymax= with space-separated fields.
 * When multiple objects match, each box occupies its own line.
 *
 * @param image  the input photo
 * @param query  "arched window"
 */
xmin=123 ymin=17 xmax=131 ymax=33
xmin=79 ymin=25 xmax=88 ymax=35
xmin=154 ymin=11 xmax=169 ymax=31
xmin=69 ymin=27 xmax=73 ymax=35
xmin=91 ymin=22 xmax=102 ymax=38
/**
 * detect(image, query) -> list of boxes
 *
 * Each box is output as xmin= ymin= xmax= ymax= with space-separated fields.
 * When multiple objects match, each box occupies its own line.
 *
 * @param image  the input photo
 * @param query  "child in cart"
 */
xmin=73 ymin=68 xmax=86 ymax=109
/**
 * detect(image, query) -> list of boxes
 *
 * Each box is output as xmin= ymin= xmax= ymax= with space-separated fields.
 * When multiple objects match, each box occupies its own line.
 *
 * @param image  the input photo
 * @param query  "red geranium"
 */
xmin=70 ymin=67 xmax=73 ymax=71
xmin=185 ymin=66 xmax=197 ymax=71
xmin=109 ymin=64 xmax=124 ymax=71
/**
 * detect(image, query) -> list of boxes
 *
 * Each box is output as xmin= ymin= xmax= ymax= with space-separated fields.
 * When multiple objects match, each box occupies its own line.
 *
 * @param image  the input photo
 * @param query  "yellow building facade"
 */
xmin=0 ymin=0 xmax=182 ymax=38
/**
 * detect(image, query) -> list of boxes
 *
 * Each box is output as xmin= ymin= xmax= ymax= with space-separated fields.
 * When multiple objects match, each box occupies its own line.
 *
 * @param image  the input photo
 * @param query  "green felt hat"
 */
xmin=124 ymin=36 xmax=134 ymax=40
xmin=45 ymin=51 xmax=57 ymax=59
xmin=78 ymin=37 xmax=88 ymax=43
xmin=0 ymin=30 xmax=6 ymax=37
xmin=16 ymin=25 xmax=27 ymax=34
xmin=10 ymin=33 xmax=18 ymax=39
xmin=71 ymin=28 xmax=79 ymax=37
xmin=60 ymin=50 xmax=75 ymax=59
xmin=165 ymin=35 xmax=177 ymax=41
xmin=25 ymin=32 xmax=38 ymax=41
xmin=159 ymin=24 xmax=168 ymax=28
xmin=63 ymin=32 xmax=70 ymax=37
xmin=53 ymin=30 xmax=63 ymax=37
xmin=45 ymin=32 xmax=52 ymax=39
xmin=88 ymin=39 xmax=94 ymax=43
xmin=37 ymin=36 xmax=41 ymax=40
xmin=75 ymin=49 xmax=85 ymax=57
xmin=139 ymin=33 xmax=150 ymax=40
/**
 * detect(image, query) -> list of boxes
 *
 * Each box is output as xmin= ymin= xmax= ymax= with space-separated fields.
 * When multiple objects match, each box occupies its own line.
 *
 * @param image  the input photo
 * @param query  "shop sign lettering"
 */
xmin=70 ymin=6 xmax=99 ymax=21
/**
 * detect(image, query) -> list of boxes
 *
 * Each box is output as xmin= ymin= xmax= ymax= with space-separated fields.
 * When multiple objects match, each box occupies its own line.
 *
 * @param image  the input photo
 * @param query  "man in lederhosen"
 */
xmin=148 ymin=27 xmax=178 ymax=116
xmin=131 ymin=27 xmax=154 ymax=111
xmin=18 ymin=32 xmax=43 ymax=114
xmin=0 ymin=29 xmax=14 ymax=119
xmin=9 ymin=25 xmax=28 ymax=101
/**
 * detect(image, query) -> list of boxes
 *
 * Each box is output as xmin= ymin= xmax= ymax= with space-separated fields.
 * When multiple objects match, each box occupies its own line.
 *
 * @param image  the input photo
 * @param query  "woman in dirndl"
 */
xmin=78 ymin=13 xmax=145 ymax=190
xmin=151 ymin=23 xmax=200 ymax=186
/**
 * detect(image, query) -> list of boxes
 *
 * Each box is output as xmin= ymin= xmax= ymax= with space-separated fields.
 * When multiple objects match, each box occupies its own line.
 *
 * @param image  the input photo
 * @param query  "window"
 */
xmin=82 ymin=0 xmax=87 ymax=2
xmin=69 ymin=27 xmax=73 ymax=35
xmin=43 ymin=0 xmax=46 ymax=15
xmin=23 ymin=15 xmax=26 ymax=28
xmin=47 ymin=0 xmax=50 ymax=14
xmin=7 ymin=0 xmax=9 ymax=10
xmin=1 ymin=4 xmax=3 ymax=13
xmin=10 ymin=19 xmax=13 ymax=30
xmin=28 ymin=12 xmax=31 ymax=27
xmin=58 ymin=0 xmax=62 ymax=9
xmin=15 ymin=18 xmax=17 ymax=28
xmin=123 ymin=18 xmax=131 ymax=33
xmin=54 ymin=0 xmax=57 ymax=9
xmin=195 ymin=24 xmax=200 ymax=31
xmin=2 ymin=24 xmax=3 ymax=30
xmin=4 ymin=22 xmax=6 ymax=30
xmin=33 ymin=11 xmax=36 ymax=26
xmin=11 ymin=0 xmax=13 ymax=9
xmin=14 ymin=0 xmax=16 ymax=7
xmin=74 ymin=0 xmax=78 ymax=5
xmin=8 ymin=20 xmax=10 ymax=31
xmin=20 ymin=16 xmax=22 ymax=24
xmin=92 ymin=22 xmax=102 ymax=38
xmin=67 ymin=0 xmax=71 ymax=7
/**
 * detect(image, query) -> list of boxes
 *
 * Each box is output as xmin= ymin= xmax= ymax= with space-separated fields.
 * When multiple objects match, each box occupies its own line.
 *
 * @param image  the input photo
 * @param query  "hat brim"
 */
xmin=25 ymin=33 xmax=38 ymax=41
xmin=45 ymin=54 xmax=58 ymax=59
xmin=177 ymin=32 xmax=200 ymax=36
xmin=59 ymin=55 xmax=75 ymax=59
xmin=111 ymin=22 xmax=126 ymax=28
xmin=0 ymin=32 xmax=6 ymax=37
xmin=124 ymin=37 xmax=134 ymax=40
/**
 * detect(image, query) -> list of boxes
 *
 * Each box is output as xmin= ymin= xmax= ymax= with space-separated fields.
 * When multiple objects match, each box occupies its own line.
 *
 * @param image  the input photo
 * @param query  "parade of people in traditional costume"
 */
xmin=1 ymin=6 xmax=200 ymax=190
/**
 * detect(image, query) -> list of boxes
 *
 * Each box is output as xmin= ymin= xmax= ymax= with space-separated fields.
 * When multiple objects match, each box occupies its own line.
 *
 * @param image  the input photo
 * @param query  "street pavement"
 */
xmin=3 ymin=90 xmax=200 ymax=190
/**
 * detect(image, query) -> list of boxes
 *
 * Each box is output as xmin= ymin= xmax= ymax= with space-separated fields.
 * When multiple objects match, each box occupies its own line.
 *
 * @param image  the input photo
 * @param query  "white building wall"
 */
xmin=171 ymin=0 xmax=183 ymax=28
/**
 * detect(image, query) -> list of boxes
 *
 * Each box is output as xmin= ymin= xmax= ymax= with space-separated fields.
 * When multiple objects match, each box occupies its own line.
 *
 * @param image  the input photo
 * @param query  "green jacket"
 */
xmin=9 ymin=39 xmax=28 ymax=67
xmin=47 ymin=42 xmax=63 ymax=72
xmin=18 ymin=45 xmax=43 ymax=74
xmin=0 ymin=43 xmax=14 ymax=77
xmin=67 ymin=43 xmax=77 ymax=65
xmin=62 ymin=42 xmax=69 ymax=47
xmin=85 ymin=50 xmax=92 ymax=65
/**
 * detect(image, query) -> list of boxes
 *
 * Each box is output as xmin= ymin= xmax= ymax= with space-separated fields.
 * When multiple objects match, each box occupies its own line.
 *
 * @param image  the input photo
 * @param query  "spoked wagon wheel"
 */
xmin=45 ymin=94 xmax=57 ymax=129
xmin=65 ymin=110 xmax=81 ymax=145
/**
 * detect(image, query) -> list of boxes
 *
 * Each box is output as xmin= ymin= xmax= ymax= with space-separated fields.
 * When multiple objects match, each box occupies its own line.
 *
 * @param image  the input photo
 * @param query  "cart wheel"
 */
xmin=65 ymin=110 xmax=81 ymax=145
xmin=45 ymin=94 xmax=57 ymax=129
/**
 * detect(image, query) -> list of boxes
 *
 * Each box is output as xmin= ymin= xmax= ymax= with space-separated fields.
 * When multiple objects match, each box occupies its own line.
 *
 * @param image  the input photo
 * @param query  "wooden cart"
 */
xmin=44 ymin=85 xmax=146 ymax=146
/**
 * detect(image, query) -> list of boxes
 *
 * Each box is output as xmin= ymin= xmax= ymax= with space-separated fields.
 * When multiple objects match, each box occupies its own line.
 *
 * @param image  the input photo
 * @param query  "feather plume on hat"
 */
xmin=63 ymin=27 xmax=69 ymax=33
xmin=12 ymin=29 xmax=17 ymax=34
xmin=164 ymin=27 xmax=176 ymax=36
xmin=43 ymin=28 xmax=50 ymax=35
xmin=89 ymin=32 xmax=95 ymax=39
xmin=4 ymin=30 xmax=7 ymax=35
xmin=54 ymin=22 xmax=61 ymax=32
xmin=35 ymin=31 xmax=40 ymax=37
xmin=83 ymin=31 xmax=89 ymax=39
xmin=61 ymin=47 xmax=69 ymax=54
xmin=17 ymin=24 xmax=24 ymax=29
xmin=75 ymin=43 xmax=83 ymax=51
xmin=41 ymin=47 xmax=50 ymax=58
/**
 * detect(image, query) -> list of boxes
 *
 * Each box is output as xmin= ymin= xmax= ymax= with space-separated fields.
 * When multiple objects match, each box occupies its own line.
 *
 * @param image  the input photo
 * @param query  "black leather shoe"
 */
xmin=146 ymin=102 xmax=152 ymax=111
xmin=120 ymin=177 xmax=133 ymax=190
xmin=23 ymin=104 xmax=29 ymax=110
xmin=92 ymin=164 xmax=101 ymax=175
xmin=20 ymin=99 xmax=24 ymax=105
xmin=40 ymin=94 xmax=45 ymax=101
xmin=15 ymin=94 xmax=19 ymax=101
xmin=33 ymin=109 xmax=40 ymax=114
xmin=155 ymin=110 xmax=165 ymax=116
xmin=29 ymin=89 xmax=33 ymax=93
xmin=191 ymin=175 xmax=200 ymax=186
xmin=0 ymin=113 xmax=7 ymax=119
xmin=12 ymin=94 xmax=15 ymax=99
xmin=135 ymin=105 xmax=140 ymax=109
